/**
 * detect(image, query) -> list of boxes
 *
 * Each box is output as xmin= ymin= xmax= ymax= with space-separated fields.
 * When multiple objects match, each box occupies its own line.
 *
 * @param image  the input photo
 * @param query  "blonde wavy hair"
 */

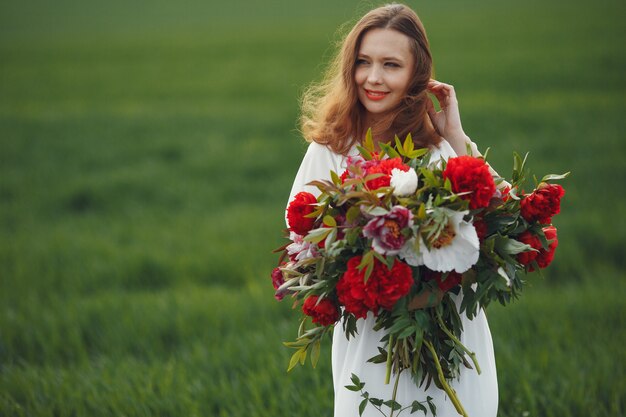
xmin=300 ymin=3 xmax=441 ymax=155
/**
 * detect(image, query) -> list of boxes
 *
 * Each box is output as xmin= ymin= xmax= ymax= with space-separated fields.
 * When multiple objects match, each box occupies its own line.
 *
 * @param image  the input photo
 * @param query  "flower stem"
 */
xmin=389 ymin=370 xmax=401 ymax=417
xmin=424 ymin=340 xmax=468 ymax=417
xmin=385 ymin=334 xmax=394 ymax=384
xmin=436 ymin=313 xmax=481 ymax=374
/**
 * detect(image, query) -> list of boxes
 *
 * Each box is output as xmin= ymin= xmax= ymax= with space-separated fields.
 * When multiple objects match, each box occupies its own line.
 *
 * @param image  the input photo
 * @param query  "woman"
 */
xmin=288 ymin=4 xmax=498 ymax=416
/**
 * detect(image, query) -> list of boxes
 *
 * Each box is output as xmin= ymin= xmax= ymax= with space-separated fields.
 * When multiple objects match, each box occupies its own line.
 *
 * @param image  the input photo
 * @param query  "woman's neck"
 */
xmin=361 ymin=114 xmax=393 ymax=148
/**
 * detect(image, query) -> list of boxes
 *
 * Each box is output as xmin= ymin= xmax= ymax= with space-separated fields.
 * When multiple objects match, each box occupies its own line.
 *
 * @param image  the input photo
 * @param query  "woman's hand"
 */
xmin=426 ymin=80 xmax=469 ymax=152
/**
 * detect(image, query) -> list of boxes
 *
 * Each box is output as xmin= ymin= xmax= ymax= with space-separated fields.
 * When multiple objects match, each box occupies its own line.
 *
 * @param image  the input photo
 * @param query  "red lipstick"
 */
xmin=365 ymin=89 xmax=389 ymax=101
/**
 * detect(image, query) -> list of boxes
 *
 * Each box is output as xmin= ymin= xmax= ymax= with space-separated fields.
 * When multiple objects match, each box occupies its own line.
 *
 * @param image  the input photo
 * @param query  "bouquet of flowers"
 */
xmin=271 ymin=131 xmax=567 ymax=417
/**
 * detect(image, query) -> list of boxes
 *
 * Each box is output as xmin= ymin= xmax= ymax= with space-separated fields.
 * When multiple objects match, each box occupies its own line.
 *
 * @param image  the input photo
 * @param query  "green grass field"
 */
xmin=1 ymin=0 xmax=625 ymax=416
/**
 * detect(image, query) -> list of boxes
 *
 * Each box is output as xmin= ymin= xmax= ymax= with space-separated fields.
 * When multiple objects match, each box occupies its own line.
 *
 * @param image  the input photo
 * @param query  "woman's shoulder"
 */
xmin=428 ymin=137 xmax=457 ymax=160
xmin=304 ymin=139 xmax=356 ymax=165
xmin=306 ymin=140 xmax=337 ymax=156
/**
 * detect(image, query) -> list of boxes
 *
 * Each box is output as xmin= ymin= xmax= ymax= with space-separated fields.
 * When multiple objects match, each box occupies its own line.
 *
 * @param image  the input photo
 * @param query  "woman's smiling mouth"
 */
xmin=364 ymin=89 xmax=389 ymax=101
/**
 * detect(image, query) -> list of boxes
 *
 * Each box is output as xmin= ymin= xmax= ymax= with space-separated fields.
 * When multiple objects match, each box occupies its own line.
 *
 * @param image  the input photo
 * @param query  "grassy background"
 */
xmin=1 ymin=0 xmax=625 ymax=416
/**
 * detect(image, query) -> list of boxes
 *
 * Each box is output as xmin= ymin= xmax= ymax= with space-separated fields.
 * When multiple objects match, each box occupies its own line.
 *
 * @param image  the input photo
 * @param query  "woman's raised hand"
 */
xmin=426 ymin=79 xmax=467 ymax=144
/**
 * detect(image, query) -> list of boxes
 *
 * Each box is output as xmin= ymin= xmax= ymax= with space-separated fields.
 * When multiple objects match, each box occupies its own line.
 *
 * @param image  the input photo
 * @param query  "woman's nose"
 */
xmin=367 ymin=65 xmax=383 ymax=85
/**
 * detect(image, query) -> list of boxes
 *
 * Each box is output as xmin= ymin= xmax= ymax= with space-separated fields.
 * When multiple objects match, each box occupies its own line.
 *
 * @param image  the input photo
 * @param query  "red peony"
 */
xmin=516 ymin=226 xmax=558 ymax=271
xmin=302 ymin=295 xmax=340 ymax=326
xmin=473 ymin=217 xmax=488 ymax=242
xmin=336 ymin=256 xmax=413 ymax=319
xmin=536 ymin=226 xmax=558 ymax=269
xmin=443 ymin=156 xmax=496 ymax=209
xmin=364 ymin=157 xmax=410 ymax=190
xmin=287 ymin=192 xmax=318 ymax=235
xmin=500 ymin=185 xmax=511 ymax=202
xmin=339 ymin=169 xmax=350 ymax=183
xmin=516 ymin=231 xmax=541 ymax=266
xmin=520 ymin=183 xmax=565 ymax=224
xmin=424 ymin=269 xmax=463 ymax=292
xmin=271 ymin=266 xmax=286 ymax=301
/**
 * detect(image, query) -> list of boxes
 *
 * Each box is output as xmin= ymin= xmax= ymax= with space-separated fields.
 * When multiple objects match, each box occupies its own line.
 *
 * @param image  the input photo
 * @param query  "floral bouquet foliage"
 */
xmin=272 ymin=131 xmax=568 ymax=417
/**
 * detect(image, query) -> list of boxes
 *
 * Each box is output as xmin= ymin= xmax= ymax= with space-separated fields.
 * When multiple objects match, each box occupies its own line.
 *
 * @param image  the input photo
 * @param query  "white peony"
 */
xmin=390 ymin=168 xmax=418 ymax=196
xmin=398 ymin=237 xmax=424 ymax=267
xmin=420 ymin=209 xmax=479 ymax=273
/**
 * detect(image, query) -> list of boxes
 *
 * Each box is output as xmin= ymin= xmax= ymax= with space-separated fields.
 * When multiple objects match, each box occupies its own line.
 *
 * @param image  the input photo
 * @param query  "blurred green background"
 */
xmin=1 ymin=0 xmax=624 ymax=416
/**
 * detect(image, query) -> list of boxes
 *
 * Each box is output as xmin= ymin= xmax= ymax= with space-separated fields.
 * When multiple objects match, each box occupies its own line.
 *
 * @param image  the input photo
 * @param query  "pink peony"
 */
xmin=363 ymin=206 xmax=413 ymax=255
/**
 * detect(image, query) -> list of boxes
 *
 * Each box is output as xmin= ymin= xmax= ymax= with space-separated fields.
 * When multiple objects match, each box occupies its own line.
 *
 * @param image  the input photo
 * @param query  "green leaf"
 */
xmin=303 ymin=227 xmax=332 ymax=244
xmin=394 ymin=135 xmax=405 ymax=156
xmin=346 ymin=206 xmax=361 ymax=223
xmin=416 ymin=204 xmax=426 ymax=220
xmin=323 ymin=215 xmax=337 ymax=227
xmin=420 ymin=167 xmax=438 ymax=186
xmin=384 ymin=400 xmax=402 ymax=411
xmin=397 ymin=325 xmax=417 ymax=339
xmin=359 ymin=399 xmax=368 ymax=416
xmin=482 ymin=146 xmax=491 ymax=161
xmin=379 ymin=141 xmax=400 ymax=158
xmin=358 ymin=251 xmax=374 ymax=271
xmin=324 ymin=227 xmax=337 ymax=250
xmin=495 ymin=235 xmax=536 ymax=255
xmin=287 ymin=349 xmax=303 ymax=372
xmin=363 ymin=128 xmax=376 ymax=152
xmin=364 ymin=206 xmax=389 ymax=216
xmin=411 ymin=401 xmax=427 ymax=414
xmin=310 ymin=339 xmax=321 ymax=368
xmin=407 ymin=147 xmax=429 ymax=159
xmin=350 ymin=373 xmax=362 ymax=386
xmin=427 ymin=397 xmax=436 ymax=415
xmin=364 ymin=261 xmax=374 ymax=282
xmin=541 ymin=172 xmax=570 ymax=182
xmin=369 ymin=398 xmax=384 ymax=407
xmin=357 ymin=145 xmax=373 ymax=161
xmin=330 ymin=170 xmax=341 ymax=185
xmin=403 ymin=132 xmax=414 ymax=154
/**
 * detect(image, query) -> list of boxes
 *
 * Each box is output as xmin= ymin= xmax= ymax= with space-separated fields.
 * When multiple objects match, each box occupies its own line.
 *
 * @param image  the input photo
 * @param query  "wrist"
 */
xmin=444 ymin=130 xmax=469 ymax=147
xmin=444 ymin=131 xmax=478 ymax=156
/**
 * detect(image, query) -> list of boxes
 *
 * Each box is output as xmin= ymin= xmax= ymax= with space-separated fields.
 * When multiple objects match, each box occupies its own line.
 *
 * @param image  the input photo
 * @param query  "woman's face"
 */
xmin=355 ymin=28 xmax=414 ymax=120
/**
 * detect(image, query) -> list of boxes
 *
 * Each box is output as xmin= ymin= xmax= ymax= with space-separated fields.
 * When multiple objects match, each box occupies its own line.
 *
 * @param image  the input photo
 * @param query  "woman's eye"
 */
xmin=385 ymin=62 xmax=400 ymax=68
xmin=356 ymin=59 xmax=368 ymax=65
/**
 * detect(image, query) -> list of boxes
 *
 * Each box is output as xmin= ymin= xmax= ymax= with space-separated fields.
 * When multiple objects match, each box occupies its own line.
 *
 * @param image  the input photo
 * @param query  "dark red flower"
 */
xmin=302 ymin=295 xmax=339 ymax=326
xmin=536 ymin=226 xmax=558 ymax=269
xmin=424 ymin=269 xmax=463 ymax=292
xmin=516 ymin=230 xmax=541 ymax=266
xmin=443 ymin=156 xmax=496 ymax=209
xmin=473 ymin=217 xmax=488 ymax=242
xmin=516 ymin=227 xmax=558 ymax=271
xmin=520 ymin=183 xmax=565 ymax=224
xmin=287 ymin=192 xmax=318 ymax=235
xmin=336 ymin=256 xmax=413 ymax=319
xmin=339 ymin=169 xmax=350 ymax=183
xmin=364 ymin=157 xmax=410 ymax=190
xmin=271 ymin=267 xmax=285 ymax=300
xmin=500 ymin=185 xmax=511 ymax=202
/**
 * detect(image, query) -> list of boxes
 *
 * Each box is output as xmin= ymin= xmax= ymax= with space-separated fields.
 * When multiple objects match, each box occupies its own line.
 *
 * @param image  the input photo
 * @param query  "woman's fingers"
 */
xmin=426 ymin=96 xmax=437 ymax=119
xmin=427 ymin=80 xmax=457 ymax=109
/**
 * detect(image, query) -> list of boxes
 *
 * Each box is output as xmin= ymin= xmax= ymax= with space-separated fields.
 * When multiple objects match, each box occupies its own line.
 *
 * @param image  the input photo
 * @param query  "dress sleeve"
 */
xmin=286 ymin=142 xmax=341 ymax=225
xmin=429 ymin=138 xmax=458 ymax=165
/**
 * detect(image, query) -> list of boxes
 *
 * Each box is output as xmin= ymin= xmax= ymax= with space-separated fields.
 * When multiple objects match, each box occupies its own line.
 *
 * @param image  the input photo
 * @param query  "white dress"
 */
xmin=287 ymin=140 xmax=499 ymax=417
